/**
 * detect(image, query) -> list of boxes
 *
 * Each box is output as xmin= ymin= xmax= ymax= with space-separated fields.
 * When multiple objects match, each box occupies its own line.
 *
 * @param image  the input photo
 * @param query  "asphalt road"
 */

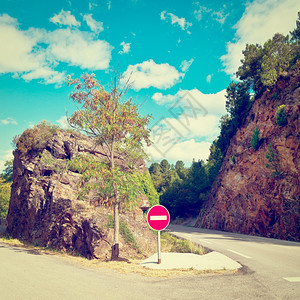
xmin=168 ymin=224 xmax=300 ymax=299
xmin=1 ymin=225 xmax=299 ymax=299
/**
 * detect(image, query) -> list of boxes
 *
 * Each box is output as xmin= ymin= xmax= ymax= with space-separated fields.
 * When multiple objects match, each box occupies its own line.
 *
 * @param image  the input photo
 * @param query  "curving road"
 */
xmin=1 ymin=225 xmax=300 ymax=299
xmin=168 ymin=224 xmax=300 ymax=299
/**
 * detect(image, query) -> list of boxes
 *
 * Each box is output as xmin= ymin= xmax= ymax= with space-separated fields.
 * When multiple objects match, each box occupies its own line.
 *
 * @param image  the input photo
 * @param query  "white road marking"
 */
xmin=227 ymin=249 xmax=251 ymax=259
xmin=201 ymin=239 xmax=212 ymax=244
xmin=150 ymin=215 xmax=167 ymax=221
xmin=283 ymin=277 xmax=300 ymax=282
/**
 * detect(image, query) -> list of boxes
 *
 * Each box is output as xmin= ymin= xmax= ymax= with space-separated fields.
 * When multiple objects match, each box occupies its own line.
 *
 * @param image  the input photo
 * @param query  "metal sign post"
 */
xmin=157 ymin=230 xmax=161 ymax=264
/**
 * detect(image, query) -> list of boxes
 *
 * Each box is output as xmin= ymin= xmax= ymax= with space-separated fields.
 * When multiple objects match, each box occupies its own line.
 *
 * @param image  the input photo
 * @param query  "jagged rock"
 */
xmin=196 ymin=71 xmax=300 ymax=241
xmin=7 ymin=130 xmax=156 ymax=259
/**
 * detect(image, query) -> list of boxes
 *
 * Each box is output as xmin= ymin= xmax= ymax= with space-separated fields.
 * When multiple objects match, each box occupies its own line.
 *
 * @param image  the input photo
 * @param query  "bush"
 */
xmin=265 ymin=143 xmax=281 ymax=178
xmin=0 ymin=179 xmax=10 ymax=218
xmin=138 ymin=172 xmax=159 ymax=207
xmin=231 ymin=155 xmax=236 ymax=164
xmin=251 ymin=127 xmax=260 ymax=151
xmin=276 ymin=105 xmax=288 ymax=126
xmin=106 ymin=215 xmax=139 ymax=251
xmin=13 ymin=121 xmax=59 ymax=156
xmin=160 ymin=232 xmax=206 ymax=255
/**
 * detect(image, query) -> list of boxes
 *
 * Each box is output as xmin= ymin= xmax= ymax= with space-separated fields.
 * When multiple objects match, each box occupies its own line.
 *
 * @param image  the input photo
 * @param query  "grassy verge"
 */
xmin=106 ymin=215 xmax=140 ymax=252
xmin=0 ymin=231 xmax=232 ymax=278
xmin=160 ymin=231 xmax=208 ymax=255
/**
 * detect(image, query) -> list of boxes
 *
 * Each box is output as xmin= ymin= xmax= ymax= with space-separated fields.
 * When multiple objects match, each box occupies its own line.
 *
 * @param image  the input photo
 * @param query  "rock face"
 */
xmin=7 ymin=130 xmax=156 ymax=259
xmin=196 ymin=72 xmax=300 ymax=241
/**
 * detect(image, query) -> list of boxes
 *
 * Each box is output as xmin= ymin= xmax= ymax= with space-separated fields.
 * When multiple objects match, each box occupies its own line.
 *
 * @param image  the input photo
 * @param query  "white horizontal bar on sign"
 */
xmin=150 ymin=215 xmax=167 ymax=221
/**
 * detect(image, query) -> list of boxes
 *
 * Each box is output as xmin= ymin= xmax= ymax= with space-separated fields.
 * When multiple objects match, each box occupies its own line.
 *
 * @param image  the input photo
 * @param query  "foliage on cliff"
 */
xmin=195 ymin=14 xmax=300 ymax=241
xmin=205 ymin=12 xmax=300 ymax=182
xmin=0 ymin=160 xmax=13 ymax=218
xmin=13 ymin=121 xmax=59 ymax=156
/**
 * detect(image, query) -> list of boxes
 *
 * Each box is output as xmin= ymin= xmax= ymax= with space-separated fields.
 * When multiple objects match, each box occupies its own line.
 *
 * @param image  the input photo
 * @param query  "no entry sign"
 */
xmin=147 ymin=205 xmax=170 ymax=231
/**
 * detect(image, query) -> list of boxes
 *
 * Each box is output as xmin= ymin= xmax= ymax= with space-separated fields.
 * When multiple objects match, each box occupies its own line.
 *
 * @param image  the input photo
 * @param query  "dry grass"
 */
xmin=0 ymin=234 xmax=235 ymax=278
xmin=0 ymin=231 xmax=234 ymax=278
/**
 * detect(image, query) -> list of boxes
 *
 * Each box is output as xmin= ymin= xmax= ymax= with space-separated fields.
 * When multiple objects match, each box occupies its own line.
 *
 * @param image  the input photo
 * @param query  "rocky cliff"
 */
xmin=196 ymin=70 xmax=300 ymax=241
xmin=7 ymin=128 xmax=156 ymax=259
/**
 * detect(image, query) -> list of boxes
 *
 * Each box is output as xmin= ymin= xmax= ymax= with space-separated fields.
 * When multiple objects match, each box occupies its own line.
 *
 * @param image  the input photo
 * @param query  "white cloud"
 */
xmin=83 ymin=14 xmax=104 ymax=34
xmin=152 ymin=92 xmax=177 ymax=105
xmin=107 ymin=1 xmax=112 ymax=10
xmin=152 ymin=88 xmax=226 ymax=116
xmin=0 ymin=117 xmax=18 ymax=125
xmin=148 ymin=88 xmax=227 ymax=164
xmin=50 ymin=10 xmax=81 ymax=27
xmin=206 ymin=74 xmax=212 ymax=83
xmin=45 ymin=28 xmax=112 ymax=70
xmin=194 ymin=4 xmax=228 ymax=24
xmin=0 ymin=14 xmax=40 ymax=74
xmin=22 ymin=67 xmax=65 ymax=85
xmin=160 ymin=11 xmax=192 ymax=33
xmin=89 ymin=1 xmax=98 ymax=10
xmin=122 ymin=59 xmax=184 ymax=91
xmin=119 ymin=41 xmax=131 ymax=54
xmin=194 ymin=5 xmax=211 ymax=21
xmin=56 ymin=116 xmax=71 ymax=129
xmin=180 ymin=58 xmax=194 ymax=72
xmin=221 ymin=0 xmax=299 ymax=77
xmin=213 ymin=10 xmax=228 ymax=25
xmin=160 ymin=11 xmax=166 ymax=20
xmin=147 ymin=139 xmax=211 ymax=166
xmin=0 ymin=13 xmax=18 ymax=26
xmin=0 ymin=13 xmax=113 ymax=84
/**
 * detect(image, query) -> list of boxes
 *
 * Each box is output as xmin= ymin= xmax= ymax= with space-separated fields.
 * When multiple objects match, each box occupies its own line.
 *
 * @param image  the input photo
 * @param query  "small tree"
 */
xmin=265 ymin=143 xmax=281 ymax=178
xmin=67 ymin=72 xmax=152 ymax=260
xmin=225 ymin=81 xmax=251 ymax=129
xmin=260 ymin=33 xmax=291 ymax=88
xmin=0 ymin=160 xmax=13 ymax=182
xmin=276 ymin=105 xmax=288 ymax=126
xmin=251 ymin=127 xmax=260 ymax=151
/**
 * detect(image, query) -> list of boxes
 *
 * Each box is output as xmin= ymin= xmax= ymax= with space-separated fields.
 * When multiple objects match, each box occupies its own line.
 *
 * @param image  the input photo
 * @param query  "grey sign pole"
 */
xmin=157 ymin=230 xmax=161 ymax=264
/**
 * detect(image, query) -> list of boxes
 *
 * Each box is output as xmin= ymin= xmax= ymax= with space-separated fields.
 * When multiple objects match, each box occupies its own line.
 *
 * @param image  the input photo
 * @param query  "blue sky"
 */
xmin=0 ymin=0 xmax=298 ymax=170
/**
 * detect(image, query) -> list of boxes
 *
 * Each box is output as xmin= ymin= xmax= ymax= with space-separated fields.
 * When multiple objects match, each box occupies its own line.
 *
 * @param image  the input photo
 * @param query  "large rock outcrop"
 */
xmin=196 ymin=71 xmax=300 ymax=241
xmin=7 ymin=129 xmax=156 ymax=259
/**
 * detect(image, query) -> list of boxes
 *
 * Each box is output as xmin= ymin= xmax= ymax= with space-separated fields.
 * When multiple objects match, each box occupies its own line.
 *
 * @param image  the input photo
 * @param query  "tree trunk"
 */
xmin=111 ymin=192 xmax=120 ymax=260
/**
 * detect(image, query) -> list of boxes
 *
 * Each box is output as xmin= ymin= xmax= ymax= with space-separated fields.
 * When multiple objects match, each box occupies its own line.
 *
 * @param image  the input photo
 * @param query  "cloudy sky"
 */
xmin=0 ymin=0 xmax=298 ymax=170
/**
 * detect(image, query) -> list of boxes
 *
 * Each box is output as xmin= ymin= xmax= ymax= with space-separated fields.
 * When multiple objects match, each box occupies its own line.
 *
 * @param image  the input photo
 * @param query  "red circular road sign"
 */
xmin=147 ymin=205 xmax=170 ymax=231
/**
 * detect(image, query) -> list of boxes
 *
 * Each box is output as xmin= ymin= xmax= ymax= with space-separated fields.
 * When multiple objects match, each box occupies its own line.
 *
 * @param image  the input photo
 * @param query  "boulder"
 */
xmin=7 ymin=130 xmax=156 ymax=259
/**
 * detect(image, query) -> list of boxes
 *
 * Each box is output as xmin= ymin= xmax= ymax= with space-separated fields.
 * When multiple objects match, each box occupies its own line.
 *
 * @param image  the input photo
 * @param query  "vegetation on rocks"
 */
xmin=276 ymin=105 xmax=288 ymax=126
xmin=251 ymin=127 xmax=260 ymax=151
xmin=13 ymin=121 xmax=59 ymax=156
xmin=0 ymin=160 xmax=13 ymax=218
xmin=265 ymin=143 xmax=282 ymax=178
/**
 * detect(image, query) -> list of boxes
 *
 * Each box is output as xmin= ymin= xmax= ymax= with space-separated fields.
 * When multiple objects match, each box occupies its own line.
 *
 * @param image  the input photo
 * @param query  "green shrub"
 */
xmin=0 ymin=179 xmax=10 ymax=218
xmin=106 ymin=215 xmax=140 ymax=251
xmin=272 ymin=92 xmax=278 ymax=100
xmin=40 ymin=150 xmax=67 ymax=174
xmin=138 ymin=172 xmax=159 ymax=207
xmin=13 ymin=121 xmax=59 ymax=156
xmin=265 ymin=143 xmax=281 ymax=178
xmin=160 ymin=232 xmax=206 ymax=255
xmin=251 ymin=127 xmax=260 ymax=151
xmin=231 ymin=155 xmax=236 ymax=164
xmin=276 ymin=105 xmax=288 ymax=126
